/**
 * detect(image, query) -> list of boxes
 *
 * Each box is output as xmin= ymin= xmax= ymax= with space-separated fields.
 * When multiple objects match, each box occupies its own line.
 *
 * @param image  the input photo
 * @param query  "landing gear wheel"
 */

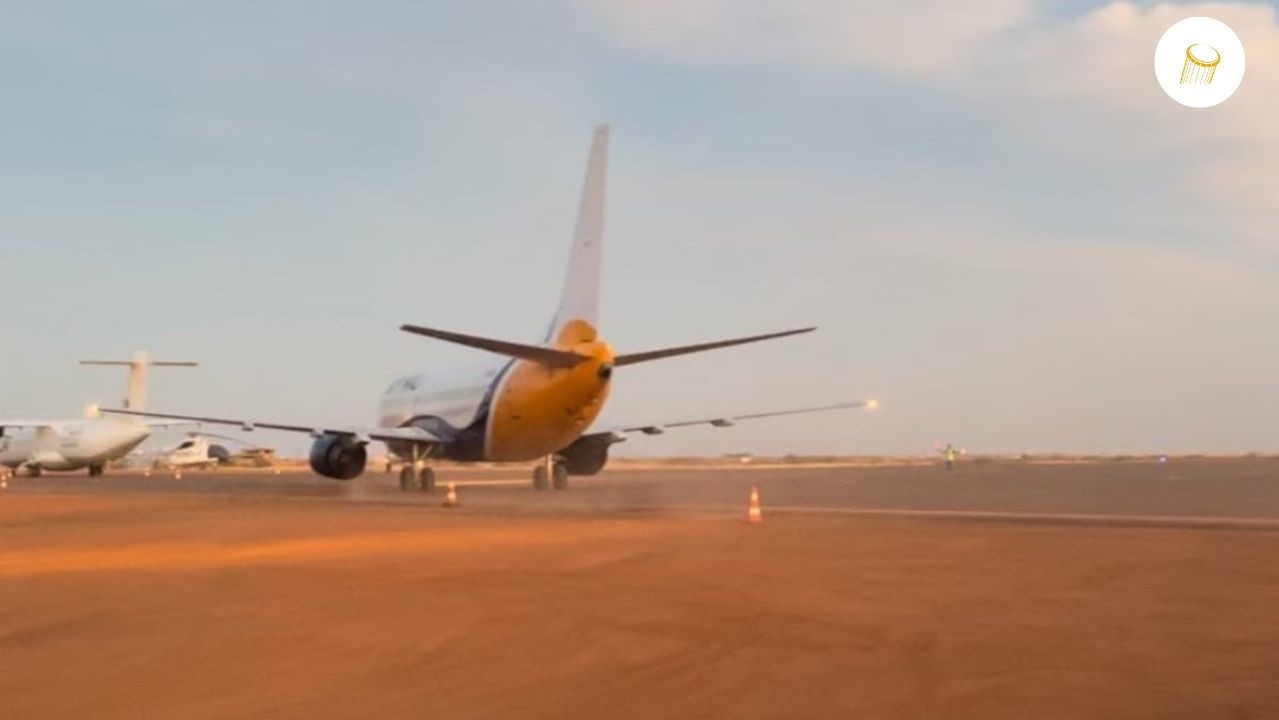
xmin=399 ymin=466 xmax=416 ymax=492
xmin=25 ymin=466 xmax=43 ymax=478
xmin=417 ymin=467 xmax=436 ymax=492
xmin=88 ymin=464 xmax=104 ymax=478
xmin=552 ymin=463 xmax=568 ymax=490
xmin=532 ymin=465 xmax=549 ymax=491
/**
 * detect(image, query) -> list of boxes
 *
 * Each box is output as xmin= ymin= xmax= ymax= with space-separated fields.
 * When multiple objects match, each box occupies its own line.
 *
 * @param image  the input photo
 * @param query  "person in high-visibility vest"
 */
xmin=943 ymin=444 xmax=957 ymax=471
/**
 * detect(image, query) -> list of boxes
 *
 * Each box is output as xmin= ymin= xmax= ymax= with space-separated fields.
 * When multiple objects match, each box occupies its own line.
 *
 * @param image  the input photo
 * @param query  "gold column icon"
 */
xmin=1180 ymin=44 xmax=1219 ymax=84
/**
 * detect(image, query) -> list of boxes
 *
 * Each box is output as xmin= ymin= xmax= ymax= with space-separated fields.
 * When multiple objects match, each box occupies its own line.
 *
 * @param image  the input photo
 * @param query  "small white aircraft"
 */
xmin=109 ymin=126 xmax=876 ymax=491
xmin=140 ymin=432 xmax=275 ymax=471
xmin=0 ymin=352 xmax=195 ymax=477
xmin=150 ymin=434 xmax=230 ymax=470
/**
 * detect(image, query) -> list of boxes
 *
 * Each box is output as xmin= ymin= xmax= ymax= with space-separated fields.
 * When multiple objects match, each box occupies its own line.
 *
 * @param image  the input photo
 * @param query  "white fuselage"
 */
xmin=162 ymin=438 xmax=213 ymax=468
xmin=378 ymin=366 xmax=500 ymax=434
xmin=0 ymin=418 xmax=150 ymax=471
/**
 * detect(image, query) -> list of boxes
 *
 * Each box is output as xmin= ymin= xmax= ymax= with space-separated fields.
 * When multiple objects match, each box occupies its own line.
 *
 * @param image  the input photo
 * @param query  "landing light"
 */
xmin=865 ymin=398 xmax=880 ymax=411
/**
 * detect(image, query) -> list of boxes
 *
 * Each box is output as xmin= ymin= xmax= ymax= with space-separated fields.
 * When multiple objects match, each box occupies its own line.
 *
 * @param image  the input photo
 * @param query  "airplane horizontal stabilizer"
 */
xmin=613 ymin=327 xmax=816 ymax=367
xmin=399 ymin=324 xmax=590 ymax=368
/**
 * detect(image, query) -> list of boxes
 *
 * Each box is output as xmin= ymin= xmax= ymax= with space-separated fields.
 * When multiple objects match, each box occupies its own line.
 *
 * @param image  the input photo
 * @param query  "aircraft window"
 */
xmin=177 ymin=440 xmax=195 ymax=449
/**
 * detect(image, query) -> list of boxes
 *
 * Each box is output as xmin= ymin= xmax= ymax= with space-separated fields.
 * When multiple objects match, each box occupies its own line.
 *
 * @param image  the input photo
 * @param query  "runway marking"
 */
xmin=0 ymin=521 xmax=648 ymax=578
xmin=330 ymin=493 xmax=1279 ymax=530
xmin=759 ymin=506 xmax=1279 ymax=530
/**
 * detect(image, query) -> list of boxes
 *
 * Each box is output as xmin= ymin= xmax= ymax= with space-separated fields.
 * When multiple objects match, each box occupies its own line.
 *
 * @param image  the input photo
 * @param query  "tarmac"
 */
xmin=3 ymin=457 xmax=1279 ymax=718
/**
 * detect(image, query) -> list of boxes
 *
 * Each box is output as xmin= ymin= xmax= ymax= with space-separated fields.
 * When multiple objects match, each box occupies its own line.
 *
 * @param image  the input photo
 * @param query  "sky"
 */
xmin=2 ymin=0 xmax=1278 ymax=457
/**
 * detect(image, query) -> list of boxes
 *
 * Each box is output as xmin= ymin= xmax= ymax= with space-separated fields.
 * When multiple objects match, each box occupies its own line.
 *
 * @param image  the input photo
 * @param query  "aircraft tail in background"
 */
xmin=80 ymin=351 xmax=198 ymax=410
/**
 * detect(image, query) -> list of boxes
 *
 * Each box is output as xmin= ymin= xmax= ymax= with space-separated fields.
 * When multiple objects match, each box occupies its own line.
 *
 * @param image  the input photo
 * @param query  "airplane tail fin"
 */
xmin=399 ymin=127 xmax=817 ymax=371
xmin=79 ymin=351 xmax=198 ymax=410
xmin=546 ymin=124 xmax=608 ymax=346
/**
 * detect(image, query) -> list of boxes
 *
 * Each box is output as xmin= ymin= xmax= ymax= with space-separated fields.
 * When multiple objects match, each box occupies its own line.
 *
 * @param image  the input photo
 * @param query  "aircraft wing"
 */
xmin=597 ymin=399 xmax=878 ymax=439
xmin=137 ymin=418 xmax=203 ymax=429
xmin=101 ymin=409 xmax=448 ymax=446
xmin=0 ymin=417 xmax=194 ymax=430
xmin=0 ymin=419 xmax=57 ymax=430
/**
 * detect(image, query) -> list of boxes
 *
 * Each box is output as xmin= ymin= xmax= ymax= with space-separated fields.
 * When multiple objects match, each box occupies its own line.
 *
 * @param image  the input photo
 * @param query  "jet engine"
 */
xmin=309 ymin=434 xmax=367 ymax=480
xmin=559 ymin=434 xmax=614 ymax=476
xmin=208 ymin=444 xmax=231 ymax=464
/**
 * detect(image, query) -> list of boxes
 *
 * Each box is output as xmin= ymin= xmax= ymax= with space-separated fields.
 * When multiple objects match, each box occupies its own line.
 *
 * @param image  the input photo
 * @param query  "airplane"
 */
xmin=0 ymin=352 xmax=196 ymax=478
xmin=143 ymin=434 xmax=231 ymax=471
xmin=106 ymin=125 xmax=877 ymax=491
xmin=135 ymin=432 xmax=272 ymax=472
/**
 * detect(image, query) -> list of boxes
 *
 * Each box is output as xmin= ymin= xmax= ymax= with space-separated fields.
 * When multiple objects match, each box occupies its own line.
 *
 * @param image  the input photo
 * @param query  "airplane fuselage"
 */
xmin=378 ymin=321 xmax=613 ymax=462
xmin=0 ymin=419 xmax=150 ymax=472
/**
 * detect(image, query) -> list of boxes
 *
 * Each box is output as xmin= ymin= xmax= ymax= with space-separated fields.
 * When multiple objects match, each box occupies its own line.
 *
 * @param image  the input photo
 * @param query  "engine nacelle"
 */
xmin=309 ymin=434 xmax=368 ymax=480
xmin=208 ymin=444 xmax=231 ymax=464
xmin=559 ymin=434 xmax=613 ymax=476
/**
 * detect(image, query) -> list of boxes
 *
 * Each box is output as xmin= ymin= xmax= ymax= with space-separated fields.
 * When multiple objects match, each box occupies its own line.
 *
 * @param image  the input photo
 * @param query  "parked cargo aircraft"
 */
xmin=107 ymin=126 xmax=875 ymax=491
xmin=0 ymin=352 xmax=195 ymax=477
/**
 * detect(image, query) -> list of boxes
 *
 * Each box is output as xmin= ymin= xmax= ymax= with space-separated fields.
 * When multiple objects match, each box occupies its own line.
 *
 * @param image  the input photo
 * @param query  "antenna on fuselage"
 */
xmin=79 ymin=350 xmax=198 ymax=410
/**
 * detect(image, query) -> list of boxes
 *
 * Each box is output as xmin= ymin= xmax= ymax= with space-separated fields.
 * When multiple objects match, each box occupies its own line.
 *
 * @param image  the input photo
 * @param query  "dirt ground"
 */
xmin=3 ymin=463 xmax=1279 ymax=719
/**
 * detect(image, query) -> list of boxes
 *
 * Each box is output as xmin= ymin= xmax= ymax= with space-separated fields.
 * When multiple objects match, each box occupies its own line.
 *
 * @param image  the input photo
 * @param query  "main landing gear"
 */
xmin=399 ymin=463 xmax=436 ymax=492
xmin=398 ymin=445 xmax=436 ymax=493
xmin=87 ymin=464 xmax=105 ymax=478
xmin=532 ymin=455 xmax=568 ymax=491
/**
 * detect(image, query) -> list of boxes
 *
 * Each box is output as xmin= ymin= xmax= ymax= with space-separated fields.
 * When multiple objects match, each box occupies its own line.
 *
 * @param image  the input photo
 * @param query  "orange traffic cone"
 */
xmin=747 ymin=486 xmax=762 ymax=523
xmin=443 ymin=482 xmax=459 ymax=508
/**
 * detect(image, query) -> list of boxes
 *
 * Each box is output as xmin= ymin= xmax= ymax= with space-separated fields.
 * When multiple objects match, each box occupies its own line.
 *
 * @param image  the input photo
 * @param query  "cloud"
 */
xmin=579 ymin=0 xmax=1035 ymax=79
xmin=579 ymin=1 xmax=1279 ymax=246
